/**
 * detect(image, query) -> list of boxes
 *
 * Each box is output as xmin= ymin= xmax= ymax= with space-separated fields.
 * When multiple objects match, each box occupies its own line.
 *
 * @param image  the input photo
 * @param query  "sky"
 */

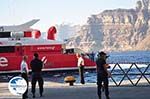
xmin=0 ymin=0 xmax=138 ymax=31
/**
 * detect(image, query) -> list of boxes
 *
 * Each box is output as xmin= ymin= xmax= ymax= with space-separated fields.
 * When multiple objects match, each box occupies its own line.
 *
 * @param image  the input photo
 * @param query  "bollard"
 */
xmin=64 ymin=76 xmax=76 ymax=86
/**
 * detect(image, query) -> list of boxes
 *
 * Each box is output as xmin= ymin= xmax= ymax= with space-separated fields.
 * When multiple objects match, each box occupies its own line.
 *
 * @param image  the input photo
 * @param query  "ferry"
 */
xmin=0 ymin=19 xmax=96 ymax=73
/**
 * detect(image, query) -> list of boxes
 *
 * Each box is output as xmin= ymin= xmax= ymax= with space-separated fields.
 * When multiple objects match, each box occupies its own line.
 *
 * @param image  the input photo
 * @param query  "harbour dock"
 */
xmin=0 ymin=81 xmax=150 ymax=99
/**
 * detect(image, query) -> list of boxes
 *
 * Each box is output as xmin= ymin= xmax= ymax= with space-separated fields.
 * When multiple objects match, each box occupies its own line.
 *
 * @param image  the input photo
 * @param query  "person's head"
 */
xmin=23 ymin=55 xmax=28 ymax=61
xmin=76 ymin=53 xmax=81 ymax=58
xmin=34 ymin=53 xmax=39 ymax=59
xmin=98 ymin=51 xmax=108 ymax=60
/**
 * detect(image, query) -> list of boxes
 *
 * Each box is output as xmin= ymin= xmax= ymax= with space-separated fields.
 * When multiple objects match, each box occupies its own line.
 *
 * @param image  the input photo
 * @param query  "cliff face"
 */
xmin=67 ymin=0 xmax=150 ymax=52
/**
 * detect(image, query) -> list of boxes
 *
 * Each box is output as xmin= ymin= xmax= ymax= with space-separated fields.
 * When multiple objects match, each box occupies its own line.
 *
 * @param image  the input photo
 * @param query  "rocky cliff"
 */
xmin=67 ymin=0 xmax=150 ymax=52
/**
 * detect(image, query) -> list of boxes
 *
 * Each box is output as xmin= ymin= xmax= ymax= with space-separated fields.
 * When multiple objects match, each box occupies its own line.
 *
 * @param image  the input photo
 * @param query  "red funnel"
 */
xmin=47 ymin=26 xmax=57 ymax=40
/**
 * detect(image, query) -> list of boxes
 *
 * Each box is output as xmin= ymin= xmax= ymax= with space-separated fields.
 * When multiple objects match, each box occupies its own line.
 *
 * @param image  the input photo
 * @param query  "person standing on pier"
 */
xmin=20 ymin=55 xmax=29 ymax=99
xmin=76 ymin=53 xmax=85 ymax=84
xmin=30 ymin=53 xmax=44 ymax=98
xmin=96 ymin=51 xmax=111 ymax=99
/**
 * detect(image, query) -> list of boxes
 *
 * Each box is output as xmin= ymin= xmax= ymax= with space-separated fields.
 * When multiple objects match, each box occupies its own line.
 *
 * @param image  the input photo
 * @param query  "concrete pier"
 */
xmin=0 ymin=81 xmax=150 ymax=99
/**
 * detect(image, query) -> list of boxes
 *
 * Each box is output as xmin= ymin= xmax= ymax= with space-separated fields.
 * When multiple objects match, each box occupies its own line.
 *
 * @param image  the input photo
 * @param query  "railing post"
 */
xmin=110 ymin=62 xmax=150 ymax=87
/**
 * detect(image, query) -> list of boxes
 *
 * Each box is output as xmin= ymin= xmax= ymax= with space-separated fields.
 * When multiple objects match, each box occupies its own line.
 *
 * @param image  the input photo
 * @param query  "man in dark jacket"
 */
xmin=30 ymin=53 xmax=43 ymax=98
xmin=96 ymin=51 xmax=110 ymax=99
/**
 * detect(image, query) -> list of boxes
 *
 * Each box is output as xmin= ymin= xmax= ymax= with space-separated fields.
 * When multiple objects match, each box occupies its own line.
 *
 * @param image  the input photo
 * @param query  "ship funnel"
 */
xmin=32 ymin=30 xmax=41 ymax=38
xmin=24 ymin=29 xmax=41 ymax=39
xmin=47 ymin=26 xmax=57 ymax=40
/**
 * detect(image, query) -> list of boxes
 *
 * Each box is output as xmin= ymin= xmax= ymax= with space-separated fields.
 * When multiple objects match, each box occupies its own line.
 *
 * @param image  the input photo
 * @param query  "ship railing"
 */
xmin=108 ymin=62 xmax=150 ymax=87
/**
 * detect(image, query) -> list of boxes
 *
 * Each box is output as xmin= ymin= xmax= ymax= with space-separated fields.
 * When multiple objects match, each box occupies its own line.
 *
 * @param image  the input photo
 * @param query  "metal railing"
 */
xmin=109 ymin=63 xmax=150 ymax=86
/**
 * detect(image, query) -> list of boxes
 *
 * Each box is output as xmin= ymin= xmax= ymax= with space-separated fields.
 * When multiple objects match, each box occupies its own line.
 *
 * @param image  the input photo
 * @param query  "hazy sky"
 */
xmin=0 ymin=0 xmax=138 ymax=31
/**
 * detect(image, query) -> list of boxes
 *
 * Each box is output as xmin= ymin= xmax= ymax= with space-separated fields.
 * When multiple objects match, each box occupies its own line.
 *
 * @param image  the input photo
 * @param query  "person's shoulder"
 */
xmin=96 ymin=58 xmax=100 ymax=64
xmin=79 ymin=57 xmax=83 ymax=60
xmin=81 ymin=57 xmax=84 ymax=60
xmin=21 ymin=60 xmax=24 ymax=63
xmin=96 ymin=58 xmax=105 ymax=63
xmin=37 ymin=59 xmax=43 ymax=63
xmin=30 ymin=59 xmax=34 ymax=62
xmin=40 ymin=60 xmax=43 ymax=63
xmin=96 ymin=58 xmax=100 ymax=61
xmin=102 ymin=59 xmax=106 ymax=62
xmin=30 ymin=59 xmax=36 ymax=64
xmin=37 ymin=58 xmax=42 ymax=61
xmin=20 ymin=61 xmax=24 ymax=66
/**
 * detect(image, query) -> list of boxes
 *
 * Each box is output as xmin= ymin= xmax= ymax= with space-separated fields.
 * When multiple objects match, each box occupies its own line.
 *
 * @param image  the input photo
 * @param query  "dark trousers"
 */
xmin=79 ymin=66 xmax=85 ymax=84
xmin=21 ymin=73 xmax=28 ymax=99
xmin=97 ymin=75 xmax=109 ymax=99
xmin=31 ymin=73 xmax=44 ymax=96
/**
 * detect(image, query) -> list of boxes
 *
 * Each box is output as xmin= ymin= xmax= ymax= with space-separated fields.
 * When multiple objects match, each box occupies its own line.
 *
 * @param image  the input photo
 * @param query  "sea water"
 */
xmin=47 ymin=51 xmax=150 ymax=84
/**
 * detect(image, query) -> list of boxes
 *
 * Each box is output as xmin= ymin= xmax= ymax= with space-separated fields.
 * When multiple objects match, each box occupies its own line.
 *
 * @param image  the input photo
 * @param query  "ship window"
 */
xmin=65 ymin=49 xmax=74 ymax=54
xmin=0 ymin=46 xmax=15 ymax=53
xmin=0 ymin=32 xmax=11 ymax=38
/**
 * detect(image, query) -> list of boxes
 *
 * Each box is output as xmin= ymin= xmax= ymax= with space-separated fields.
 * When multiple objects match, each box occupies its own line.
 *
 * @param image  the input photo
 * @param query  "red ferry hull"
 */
xmin=0 ymin=54 xmax=96 ymax=73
